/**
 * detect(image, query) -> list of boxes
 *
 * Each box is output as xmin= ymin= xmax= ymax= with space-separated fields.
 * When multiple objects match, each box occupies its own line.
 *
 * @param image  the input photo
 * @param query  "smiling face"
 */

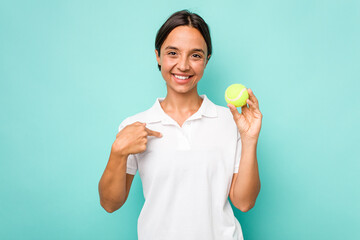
xmin=155 ymin=26 xmax=210 ymax=95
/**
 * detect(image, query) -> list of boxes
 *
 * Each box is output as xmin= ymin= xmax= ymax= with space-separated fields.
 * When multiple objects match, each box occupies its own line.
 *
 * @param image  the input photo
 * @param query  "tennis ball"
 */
xmin=225 ymin=84 xmax=249 ymax=107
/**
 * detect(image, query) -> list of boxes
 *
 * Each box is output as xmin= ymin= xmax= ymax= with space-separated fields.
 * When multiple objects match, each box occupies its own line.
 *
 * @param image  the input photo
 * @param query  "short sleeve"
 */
xmin=233 ymin=131 xmax=242 ymax=173
xmin=118 ymin=119 xmax=138 ymax=175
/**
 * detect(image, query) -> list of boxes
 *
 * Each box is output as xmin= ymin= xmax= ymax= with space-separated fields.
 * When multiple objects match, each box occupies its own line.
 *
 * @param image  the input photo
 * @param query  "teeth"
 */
xmin=174 ymin=74 xmax=190 ymax=80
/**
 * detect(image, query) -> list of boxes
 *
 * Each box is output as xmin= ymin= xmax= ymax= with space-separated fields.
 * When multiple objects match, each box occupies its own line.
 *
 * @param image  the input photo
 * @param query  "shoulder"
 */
xmin=215 ymin=104 xmax=234 ymax=120
xmin=117 ymin=105 xmax=156 ymax=131
xmin=207 ymin=98 xmax=234 ymax=123
xmin=210 ymin=101 xmax=240 ymax=138
xmin=216 ymin=104 xmax=238 ymax=129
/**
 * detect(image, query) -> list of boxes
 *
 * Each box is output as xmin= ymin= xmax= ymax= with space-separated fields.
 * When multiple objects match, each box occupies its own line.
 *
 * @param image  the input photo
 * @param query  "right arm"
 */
xmin=98 ymin=151 xmax=135 ymax=213
xmin=98 ymin=122 xmax=162 ymax=213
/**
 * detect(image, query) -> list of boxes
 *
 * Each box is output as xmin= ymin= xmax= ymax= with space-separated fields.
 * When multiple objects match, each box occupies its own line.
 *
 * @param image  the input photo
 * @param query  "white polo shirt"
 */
xmin=118 ymin=94 xmax=243 ymax=240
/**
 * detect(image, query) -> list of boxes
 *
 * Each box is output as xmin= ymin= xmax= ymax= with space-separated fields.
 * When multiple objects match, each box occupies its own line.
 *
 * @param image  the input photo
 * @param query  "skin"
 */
xmin=228 ymin=90 xmax=262 ymax=212
xmin=155 ymin=26 xmax=211 ymax=126
xmin=99 ymin=25 xmax=262 ymax=213
xmin=98 ymin=123 xmax=162 ymax=213
xmin=155 ymin=25 xmax=262 ymax=212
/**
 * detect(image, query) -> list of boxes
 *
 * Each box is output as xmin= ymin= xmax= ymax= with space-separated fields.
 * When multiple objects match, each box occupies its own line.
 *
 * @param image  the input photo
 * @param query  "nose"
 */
xmin=177 ymin=56 xmax=190 ymax=72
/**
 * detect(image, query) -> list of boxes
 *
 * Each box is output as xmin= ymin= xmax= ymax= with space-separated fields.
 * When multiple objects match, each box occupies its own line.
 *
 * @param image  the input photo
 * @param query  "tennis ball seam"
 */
xmin=225 ymin=88 xmax=247 ymax=102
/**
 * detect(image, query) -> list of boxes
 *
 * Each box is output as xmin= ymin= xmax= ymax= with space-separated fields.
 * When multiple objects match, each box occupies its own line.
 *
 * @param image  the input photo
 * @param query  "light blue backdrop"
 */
xmin=1 ymin=0 xmax=359 ymax=239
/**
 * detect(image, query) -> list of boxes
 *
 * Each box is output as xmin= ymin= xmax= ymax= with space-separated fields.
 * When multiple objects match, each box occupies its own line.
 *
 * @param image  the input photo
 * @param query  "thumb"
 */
xmin=227 ymin=103 xmax=241 ymax=120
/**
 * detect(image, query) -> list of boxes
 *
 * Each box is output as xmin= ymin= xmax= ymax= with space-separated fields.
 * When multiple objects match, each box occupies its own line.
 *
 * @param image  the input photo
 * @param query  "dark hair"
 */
xmin=155 ymin=10 xmax=212 ymax=71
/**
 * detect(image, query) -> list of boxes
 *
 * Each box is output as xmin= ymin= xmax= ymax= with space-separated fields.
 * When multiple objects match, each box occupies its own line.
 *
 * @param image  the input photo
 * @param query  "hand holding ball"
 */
xmin=225 ymin=84 xmax=249 ymax=107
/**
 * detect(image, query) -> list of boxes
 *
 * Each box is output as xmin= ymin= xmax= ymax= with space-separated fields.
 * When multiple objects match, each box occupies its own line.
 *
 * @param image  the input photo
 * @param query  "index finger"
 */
xmin=145 ymin=127 xmax=163 ymax=138
xmin=248 ymin=88 xmax=259 ymax=106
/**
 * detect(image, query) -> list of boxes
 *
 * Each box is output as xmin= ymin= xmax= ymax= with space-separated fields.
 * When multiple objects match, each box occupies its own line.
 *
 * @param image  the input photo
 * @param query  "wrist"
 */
xmin=240 ymin=136 xmax=258 ymax=148
xmin=111 ymin=144 xmax=129 ymax=159
xmin=109 ymin=152 xmax=129 ymax=167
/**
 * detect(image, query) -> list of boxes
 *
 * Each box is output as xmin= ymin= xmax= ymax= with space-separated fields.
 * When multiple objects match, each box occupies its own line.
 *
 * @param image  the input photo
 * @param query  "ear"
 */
xmin=155 ymin=49 xmax=161 ymax=65
xmin=205 ymin=54 xmax=211 ymax=67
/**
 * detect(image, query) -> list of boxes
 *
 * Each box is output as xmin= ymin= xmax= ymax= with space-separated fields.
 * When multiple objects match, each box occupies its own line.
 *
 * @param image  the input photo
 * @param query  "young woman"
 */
xmin=99 ymin=9 xmax=262 ymax=240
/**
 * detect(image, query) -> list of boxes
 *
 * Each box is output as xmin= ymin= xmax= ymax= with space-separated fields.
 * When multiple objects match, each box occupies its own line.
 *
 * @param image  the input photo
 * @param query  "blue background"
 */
xmin=1 ymin=0 xmax=359 ymax=239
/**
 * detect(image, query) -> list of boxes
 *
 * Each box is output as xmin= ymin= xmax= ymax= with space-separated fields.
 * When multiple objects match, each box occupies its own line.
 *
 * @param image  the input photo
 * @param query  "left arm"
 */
xmin=228 ymin=88 xmax=263 ymax=212
xmin=229 ymin=140 xmax=260 ymax=212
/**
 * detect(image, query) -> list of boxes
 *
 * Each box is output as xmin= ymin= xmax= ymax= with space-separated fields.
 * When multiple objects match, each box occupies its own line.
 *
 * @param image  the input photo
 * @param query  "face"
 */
xmin=155 ymin=26 xmax=210 ymax=95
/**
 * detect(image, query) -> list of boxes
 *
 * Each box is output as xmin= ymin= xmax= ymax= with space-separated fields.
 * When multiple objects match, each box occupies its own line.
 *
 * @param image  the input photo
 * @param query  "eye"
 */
xmin=192 ymin=54 xmax=202 ymax=58
xmin=167 ymin=51 xmax=177 ymax=55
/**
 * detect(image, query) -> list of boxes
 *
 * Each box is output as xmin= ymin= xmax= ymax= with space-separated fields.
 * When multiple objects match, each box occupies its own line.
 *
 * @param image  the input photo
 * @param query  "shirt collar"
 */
xmin=146 ymin=94 xmax=218 ymax=125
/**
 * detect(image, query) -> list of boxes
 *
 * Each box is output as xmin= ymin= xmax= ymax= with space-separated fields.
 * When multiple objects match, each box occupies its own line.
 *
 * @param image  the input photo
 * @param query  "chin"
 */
xmin=167 ymin=84 xmax=197 ymax=94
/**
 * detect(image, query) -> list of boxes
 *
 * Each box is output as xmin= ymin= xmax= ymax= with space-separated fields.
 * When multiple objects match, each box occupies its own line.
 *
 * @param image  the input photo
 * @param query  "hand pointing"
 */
xmin=112 ymin=122 xmax=162 ymax=156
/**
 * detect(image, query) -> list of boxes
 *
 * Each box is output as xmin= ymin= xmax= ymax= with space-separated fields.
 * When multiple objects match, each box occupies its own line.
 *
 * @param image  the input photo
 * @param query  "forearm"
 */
xmin=98 ymin=152 xmax=128 ymax=213
xmin=234 ymin=140 xmax=261 ymax=210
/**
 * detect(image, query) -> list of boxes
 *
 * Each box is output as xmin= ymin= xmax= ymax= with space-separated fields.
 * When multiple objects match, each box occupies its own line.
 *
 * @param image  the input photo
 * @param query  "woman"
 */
xmin=99 ymin=9 xmax=262 ymax=240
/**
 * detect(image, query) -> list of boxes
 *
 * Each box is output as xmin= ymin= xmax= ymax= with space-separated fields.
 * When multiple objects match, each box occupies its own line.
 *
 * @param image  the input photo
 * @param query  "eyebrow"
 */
xmin=164 ymin=46 xmax=205 ymax=55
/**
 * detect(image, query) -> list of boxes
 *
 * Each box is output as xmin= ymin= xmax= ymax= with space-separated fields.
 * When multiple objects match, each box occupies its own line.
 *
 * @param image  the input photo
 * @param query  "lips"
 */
xmin=172 ymin=74 xmax=193 ymax=84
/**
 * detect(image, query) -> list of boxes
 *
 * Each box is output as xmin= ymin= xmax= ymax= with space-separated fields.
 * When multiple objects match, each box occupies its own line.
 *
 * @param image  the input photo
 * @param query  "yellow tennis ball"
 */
xmin=225 ymin=84 xmax=249 ymax=107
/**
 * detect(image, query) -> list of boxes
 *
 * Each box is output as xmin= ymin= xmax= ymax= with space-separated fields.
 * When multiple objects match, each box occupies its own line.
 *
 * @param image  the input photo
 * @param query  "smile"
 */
xmin=173 ymin=74 xmax=192 ymax=80
xmin=172 ymin=74 xmax=193 ymax=84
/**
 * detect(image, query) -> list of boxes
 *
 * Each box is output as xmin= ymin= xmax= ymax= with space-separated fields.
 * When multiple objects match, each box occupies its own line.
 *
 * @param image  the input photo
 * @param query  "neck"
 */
xmin=160 ymin=87 xmax=203 ymax=114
